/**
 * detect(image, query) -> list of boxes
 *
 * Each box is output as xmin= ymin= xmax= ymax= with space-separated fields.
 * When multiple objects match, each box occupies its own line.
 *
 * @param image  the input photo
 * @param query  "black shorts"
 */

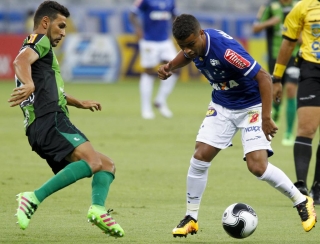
xmin=26 ymin=112 xmax=88 ymax=174
xmin=269 ymin=57 xmax=299 ymax=85
xmin=298 ymin=60 xmax=320 ymax=108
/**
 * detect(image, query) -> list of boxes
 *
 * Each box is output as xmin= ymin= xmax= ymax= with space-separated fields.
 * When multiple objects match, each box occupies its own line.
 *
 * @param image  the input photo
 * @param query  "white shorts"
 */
xmin=196 ymin=101 xmax=273 ymax=160
xmin=139 ymin=39 xmax=177 ymax=68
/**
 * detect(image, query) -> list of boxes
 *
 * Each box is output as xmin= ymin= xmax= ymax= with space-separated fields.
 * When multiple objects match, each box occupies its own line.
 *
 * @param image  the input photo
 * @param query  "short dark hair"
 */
xmin=34 ymin=1 xmax=70 ymax=28
xmin=172 ymin=14 xmax=201 ymax=40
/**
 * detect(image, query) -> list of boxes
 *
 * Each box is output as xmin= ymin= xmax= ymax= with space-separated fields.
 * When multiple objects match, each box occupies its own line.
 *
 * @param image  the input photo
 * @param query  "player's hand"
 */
xmin=8 ymin=83 xmax=35 ymax=107
xmin=262 ymin=117 xmax=278 ymax=141
xmin=158 ymin=62 xmax=173 ymax=80
xmin=272 ymin=82 xmax=282 ymax=104
xmin=79 ymin=100 xmax=101 ymax=112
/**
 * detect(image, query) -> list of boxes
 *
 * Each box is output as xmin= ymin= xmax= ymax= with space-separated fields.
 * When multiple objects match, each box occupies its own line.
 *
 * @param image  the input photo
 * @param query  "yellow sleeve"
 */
xmin=282 ymin=1 xmax=304 ymax=40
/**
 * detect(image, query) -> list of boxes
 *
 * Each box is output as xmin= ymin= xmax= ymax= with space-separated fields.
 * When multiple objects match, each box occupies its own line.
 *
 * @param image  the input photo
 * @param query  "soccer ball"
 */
xmin=222 ymin=203 xmax=258 ymax=239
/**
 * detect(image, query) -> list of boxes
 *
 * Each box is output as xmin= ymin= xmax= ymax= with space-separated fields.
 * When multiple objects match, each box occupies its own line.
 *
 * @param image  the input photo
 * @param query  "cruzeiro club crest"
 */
xmin=312 ymin=23 xmax=320 ymax=38
xmin=311 ymin=24 xmax=320 ymax=60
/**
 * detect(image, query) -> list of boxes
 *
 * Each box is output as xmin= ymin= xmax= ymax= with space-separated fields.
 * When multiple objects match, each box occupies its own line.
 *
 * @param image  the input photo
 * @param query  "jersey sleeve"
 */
xmin=215 ymin=36 xmax=261 ymax=79
xmin=282 ymin=1 xmax=303 ymax=40
xmin=23 ymin=34 xmax=50 ymax=58
xmin=259 ymin=4 xmax=271 ymax=22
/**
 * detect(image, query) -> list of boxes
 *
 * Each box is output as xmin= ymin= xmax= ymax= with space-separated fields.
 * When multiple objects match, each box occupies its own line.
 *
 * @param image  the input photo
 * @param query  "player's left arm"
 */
xmin=255 ymin=68 xmax=278 ymax=141
xmin=65 ymin=94 xmax=101 ymax=112
xmin=8 ymin=47 xmax=38 ymax=107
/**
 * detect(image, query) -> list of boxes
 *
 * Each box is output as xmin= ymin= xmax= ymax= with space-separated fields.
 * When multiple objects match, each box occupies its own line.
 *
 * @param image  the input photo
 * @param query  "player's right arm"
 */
xmin=252 ymin=4 xmax=280 ymax=34
xmin=8 ymin=47 xmax=38 ymax=107
xmin=252 ymin=16 xmax=281 ymax=33
xmin=158 ymin=50 xmax=191 ymax=80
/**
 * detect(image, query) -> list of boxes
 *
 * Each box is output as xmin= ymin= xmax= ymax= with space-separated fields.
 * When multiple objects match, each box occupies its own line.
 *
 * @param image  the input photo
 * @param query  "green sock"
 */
xmin=272 ymin=102 xmax=281 ymax=121
xmin=91 ymin=171 xmax=114 ymax=207
xmin=286 ymin=98 xmax=296 ymax=135
xmin=34 ymin=160 xmax=92 ymax=203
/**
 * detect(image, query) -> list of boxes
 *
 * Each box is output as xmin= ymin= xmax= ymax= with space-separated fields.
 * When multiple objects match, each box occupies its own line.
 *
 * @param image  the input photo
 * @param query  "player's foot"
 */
xmin=141 ymin=110 xmax=155 ymax=120
xmin=310 ymin=181 xmax=320 ymax=205
xmin=294 ymin=180 xmax=309 ymax=196
xmin=87 ymin=205 xmax=124 ymax=238
xmin=154 ymin=102 xmax=173 ymax=118
xmin=295 ymin=196 xmax=317 ymax=232
xmin=172 ymin=215 xmax=198 ymax=238
xmin=15 ymin=192 xmax=40 ymax=230
xmin=281 ymin=133 xmax=295 ymax=146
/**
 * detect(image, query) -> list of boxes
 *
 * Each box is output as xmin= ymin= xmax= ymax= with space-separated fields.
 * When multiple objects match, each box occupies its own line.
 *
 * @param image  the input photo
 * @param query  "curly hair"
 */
xmin=34 ymin=1 xmax=70 ymax=28
xmin=172 ymin=14 xmax=201 ymax=40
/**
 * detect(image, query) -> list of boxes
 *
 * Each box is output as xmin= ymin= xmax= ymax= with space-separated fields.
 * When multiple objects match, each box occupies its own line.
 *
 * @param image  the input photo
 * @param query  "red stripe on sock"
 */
xmin=103 ymin=217 xmax=112 ymax=223
xmin=107 ymin=221 xmax=116 ymax=226
xmin=21 ymin=196 xmax=30 ymax=204
xmin=21 ymin=201 xmax=28 ymax=208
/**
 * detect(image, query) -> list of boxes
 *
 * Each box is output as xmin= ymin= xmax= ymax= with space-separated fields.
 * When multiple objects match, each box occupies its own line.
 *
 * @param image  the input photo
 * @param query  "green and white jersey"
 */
xmin=258 ymin=0 xmax=300 ymax=59
xmin=15 ymin=34 xmax=69 ymax=131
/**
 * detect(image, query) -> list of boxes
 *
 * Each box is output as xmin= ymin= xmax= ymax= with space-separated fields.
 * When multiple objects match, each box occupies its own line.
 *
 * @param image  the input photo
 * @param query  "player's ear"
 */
xmin=41 ymin=16 xmax=50 ymax=29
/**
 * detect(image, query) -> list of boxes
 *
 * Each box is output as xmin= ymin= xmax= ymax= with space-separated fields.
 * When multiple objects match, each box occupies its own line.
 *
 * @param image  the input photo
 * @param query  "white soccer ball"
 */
xmin=222 ymin=203 xmax=258 ymax=239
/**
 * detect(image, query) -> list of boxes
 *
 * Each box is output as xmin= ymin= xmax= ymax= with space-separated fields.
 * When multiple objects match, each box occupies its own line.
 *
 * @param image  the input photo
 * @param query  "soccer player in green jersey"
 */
xmin=7 ymin=1 xmax=124 ymax=237
xmin=252 ymin=0 xmax=300 ymax=146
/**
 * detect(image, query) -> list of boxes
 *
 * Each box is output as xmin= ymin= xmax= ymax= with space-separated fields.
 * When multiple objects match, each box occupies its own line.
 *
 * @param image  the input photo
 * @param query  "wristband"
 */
xmin=271 ymin=75 xmax=282 ymax=84
xmin=273 ymin=63 xmax=286 ymax=78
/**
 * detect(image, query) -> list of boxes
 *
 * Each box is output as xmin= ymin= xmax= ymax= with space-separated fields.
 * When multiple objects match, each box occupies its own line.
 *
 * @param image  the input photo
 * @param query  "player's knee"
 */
xmin=246 ymin=160 xmax=266 ymax=177
xmin=87 ymin=157 xmax=103 ymax=173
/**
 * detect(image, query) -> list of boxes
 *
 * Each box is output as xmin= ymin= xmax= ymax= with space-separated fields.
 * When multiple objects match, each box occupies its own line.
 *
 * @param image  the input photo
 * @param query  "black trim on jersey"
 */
xmin=282 ymin=35 xmax=298 ymax=42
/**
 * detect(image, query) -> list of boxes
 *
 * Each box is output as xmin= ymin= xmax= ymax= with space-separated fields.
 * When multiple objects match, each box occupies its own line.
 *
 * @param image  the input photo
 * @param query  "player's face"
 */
xmin=176 ymin=30 xmax=206 ymax=59
xmin=47 ymin=14 xmax=67 ymax=47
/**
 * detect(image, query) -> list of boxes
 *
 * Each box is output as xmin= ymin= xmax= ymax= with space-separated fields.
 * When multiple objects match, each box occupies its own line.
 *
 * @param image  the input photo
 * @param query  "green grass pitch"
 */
xmin=0 ymin=80 xmax=319 ymax=243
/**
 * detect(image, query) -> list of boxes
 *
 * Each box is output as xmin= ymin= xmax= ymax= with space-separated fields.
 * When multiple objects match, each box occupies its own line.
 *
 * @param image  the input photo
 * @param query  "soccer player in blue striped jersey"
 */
xmin=130 ymin=0 xmax=178 ymax=119
xmin=158 ymin=14 xmax=317 ymax=237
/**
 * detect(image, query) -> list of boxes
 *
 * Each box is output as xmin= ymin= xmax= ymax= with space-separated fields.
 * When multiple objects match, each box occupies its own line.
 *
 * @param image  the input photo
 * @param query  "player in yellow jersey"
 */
xmin=273 ymin=0 xmax=320 ymax=206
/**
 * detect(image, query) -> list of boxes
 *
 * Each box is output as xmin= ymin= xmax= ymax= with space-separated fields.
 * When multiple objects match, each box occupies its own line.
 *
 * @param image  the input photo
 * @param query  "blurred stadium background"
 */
xmin=0 ymin=0 xmax=268 ymax=83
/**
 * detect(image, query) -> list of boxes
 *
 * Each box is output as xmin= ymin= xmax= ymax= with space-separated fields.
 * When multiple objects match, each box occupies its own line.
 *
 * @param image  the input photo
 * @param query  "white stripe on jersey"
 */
xmin=244 ymin=61 xmax=257 ymax=76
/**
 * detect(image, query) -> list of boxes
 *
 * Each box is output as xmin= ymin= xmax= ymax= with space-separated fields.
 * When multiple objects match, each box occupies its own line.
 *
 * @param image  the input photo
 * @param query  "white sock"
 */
xmin=155 ymin=74 xmax=177 ymax=106
xmin=258 ymin=162 xmax=306 ymax=206
xmin=140 ymin=73 xmax=155 ymax=113
xmin=186 ymin=157 xmax=211 ymax=220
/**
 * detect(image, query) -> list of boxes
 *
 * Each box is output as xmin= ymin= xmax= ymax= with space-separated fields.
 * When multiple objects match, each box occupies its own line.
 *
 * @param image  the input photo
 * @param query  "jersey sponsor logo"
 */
xmin=245 ymin=126 xmax=261 ymax=133
xmin=27 ymin=34 xmax=38 ymax=44
xmin=211 ymin=80 xmax=239 ymax=91
xmin=248 ymin=110 xmax=259 ymax=124
xmin=210 ymin=59 xmax=220 ymax=66
xmin=224 ymin=49 xmax=251 ymax=69
xmin=206 ymin=107 xmax=217 ymax=117
xmin=311 ymin=41 xmax=320 ymax=59
xmin=149 ymin=11 xmax=172 ymax=20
